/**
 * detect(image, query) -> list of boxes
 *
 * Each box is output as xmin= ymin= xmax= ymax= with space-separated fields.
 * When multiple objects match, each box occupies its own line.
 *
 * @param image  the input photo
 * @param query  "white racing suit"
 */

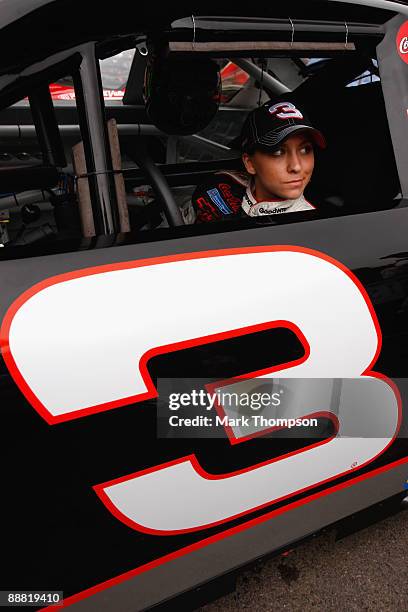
xmin=191 ymin=170 xmax=315 ymax=222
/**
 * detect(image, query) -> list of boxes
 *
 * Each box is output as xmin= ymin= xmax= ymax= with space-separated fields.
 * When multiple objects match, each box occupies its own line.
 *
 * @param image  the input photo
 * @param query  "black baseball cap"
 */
xmin=240 ymin=99 xmax=326 ymax=153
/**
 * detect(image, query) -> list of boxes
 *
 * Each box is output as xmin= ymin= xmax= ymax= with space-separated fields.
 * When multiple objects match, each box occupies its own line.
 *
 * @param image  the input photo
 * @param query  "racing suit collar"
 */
xmin=241 ymin=180 xmax=306 ymax=217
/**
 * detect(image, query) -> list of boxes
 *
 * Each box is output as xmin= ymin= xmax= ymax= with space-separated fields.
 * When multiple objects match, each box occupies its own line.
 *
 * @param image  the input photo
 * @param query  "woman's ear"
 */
xmin=242 ymin=152 xmax=256 ymax=175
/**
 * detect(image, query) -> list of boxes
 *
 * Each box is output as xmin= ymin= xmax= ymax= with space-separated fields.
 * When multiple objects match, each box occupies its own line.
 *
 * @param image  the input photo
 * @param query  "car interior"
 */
xmin=0 ymin=11 xmax=402 ymax=252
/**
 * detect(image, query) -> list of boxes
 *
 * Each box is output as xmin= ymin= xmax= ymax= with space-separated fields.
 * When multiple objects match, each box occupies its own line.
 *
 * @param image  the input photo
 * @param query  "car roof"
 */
xmin=0 ymin=1 xmax=402 ymax=76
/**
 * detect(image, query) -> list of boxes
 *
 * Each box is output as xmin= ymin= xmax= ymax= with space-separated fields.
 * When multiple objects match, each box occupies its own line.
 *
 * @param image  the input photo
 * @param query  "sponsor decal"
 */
xmin=396 ymin=22 xmax=408 ymax=64
xmin=207 ymin=188 xmax=232 ymax=214
xmin=196 ymin=196 xmax=212 ymax=210
xmin=196 ymin=196 xmax=218 ymax=221
xmin=258 ymin=206 xmax=286 ymax=214
xmin=219 ymin=183 xmax=242 ymax=208
xmin=243 ymin=193 xmax=287 ymax=216
xmin=49 ymin=83 xmax=125 ymax=101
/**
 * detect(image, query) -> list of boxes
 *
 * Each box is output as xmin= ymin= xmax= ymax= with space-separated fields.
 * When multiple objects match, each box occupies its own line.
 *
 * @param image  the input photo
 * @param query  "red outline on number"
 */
xmin=94 ymin=411 xmax=340 ymax=535
xmin=0 ymin=245 xmax=402 ymax=608
xmin=54 ymin=443 xmax=407 ymax=612
xmin=74 ymin=246 xmax=398 ymax=535
xmin=0 ymin=246 xmax=383 ymax=423
xmin=0 ymin=247 xmax=320 ymax=425
xmin=212 ymin=400 xmax=337 ymax=445
xmin=94 ymin=371 xmax=401 ymax=536
xmin=206 ymin=374 xmax=334 ymax=446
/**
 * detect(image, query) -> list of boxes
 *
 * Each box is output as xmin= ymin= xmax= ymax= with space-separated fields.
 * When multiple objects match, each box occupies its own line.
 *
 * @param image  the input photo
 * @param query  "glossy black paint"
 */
xmin=1 ymin=204 xmax=408 ymax=606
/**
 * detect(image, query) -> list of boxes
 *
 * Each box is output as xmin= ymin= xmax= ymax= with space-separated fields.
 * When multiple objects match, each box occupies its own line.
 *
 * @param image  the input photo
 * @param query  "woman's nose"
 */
xmin=287 ymin=151 xmax=301 ymax=173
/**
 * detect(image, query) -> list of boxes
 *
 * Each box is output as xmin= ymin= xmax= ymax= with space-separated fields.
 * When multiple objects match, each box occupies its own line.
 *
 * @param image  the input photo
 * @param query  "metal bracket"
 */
xmin=136 ymin=41 xmax=148 ymax=56
xmin=191 ymin=14 xmax=197 ymax=51
xmin=289 ymin=17 xmax=295 ymax=48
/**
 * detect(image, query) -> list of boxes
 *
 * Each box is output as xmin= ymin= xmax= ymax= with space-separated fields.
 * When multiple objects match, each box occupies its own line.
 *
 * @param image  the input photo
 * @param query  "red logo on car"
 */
xmin=397 ymin=21 xmax=408 ymax=64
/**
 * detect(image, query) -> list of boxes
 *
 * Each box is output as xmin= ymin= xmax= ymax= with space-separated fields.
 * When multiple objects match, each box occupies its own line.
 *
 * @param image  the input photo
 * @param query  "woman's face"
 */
xmin=242 ymin=132 xmax=315 ymax=201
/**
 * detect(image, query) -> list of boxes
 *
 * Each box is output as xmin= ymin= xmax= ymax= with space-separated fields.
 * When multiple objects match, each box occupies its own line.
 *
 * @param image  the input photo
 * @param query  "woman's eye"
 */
xmin=300 ymin=144 xmax=313 ymax=154
xmin=271 ymin=148 xmax=284 ymax=157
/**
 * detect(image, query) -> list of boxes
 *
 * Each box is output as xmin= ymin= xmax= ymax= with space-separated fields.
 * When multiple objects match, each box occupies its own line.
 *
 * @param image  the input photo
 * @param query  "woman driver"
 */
xmin=192 ymin=99 xmax=326 ymax=222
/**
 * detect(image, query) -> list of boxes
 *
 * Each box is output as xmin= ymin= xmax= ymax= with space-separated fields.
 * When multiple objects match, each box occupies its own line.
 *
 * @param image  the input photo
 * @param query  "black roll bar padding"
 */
xmin=29 ymin=84 xmax=67 ymax=168
xmin=72 ymin=46 xmax=120 ymax=236
xmin=168 ymin=16 xmax=386 ymax=44
xmin=129 ymin=146 xmax=184 ymax=227
xmin=122 ymin=52 xmax=148 ymax=106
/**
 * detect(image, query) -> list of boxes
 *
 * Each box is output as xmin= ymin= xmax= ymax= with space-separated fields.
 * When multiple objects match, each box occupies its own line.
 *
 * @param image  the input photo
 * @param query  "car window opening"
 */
xmin=0 ymin=14 xmax=403 ymax=257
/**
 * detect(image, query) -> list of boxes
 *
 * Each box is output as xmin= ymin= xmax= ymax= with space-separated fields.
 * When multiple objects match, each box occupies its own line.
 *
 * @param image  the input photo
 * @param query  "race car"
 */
xmin=0 ymin=1 xmax=408 ymax=610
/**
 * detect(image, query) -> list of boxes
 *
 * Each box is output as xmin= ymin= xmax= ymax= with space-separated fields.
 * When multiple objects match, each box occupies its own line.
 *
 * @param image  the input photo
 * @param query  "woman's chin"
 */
xmin=280 ymin=188 xmax=303 ymax=200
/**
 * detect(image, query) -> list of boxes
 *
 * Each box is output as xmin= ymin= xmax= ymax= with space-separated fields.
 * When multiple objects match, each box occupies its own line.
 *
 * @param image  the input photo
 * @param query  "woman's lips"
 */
xmin=285 ymin=179 xmax=303 ymax=185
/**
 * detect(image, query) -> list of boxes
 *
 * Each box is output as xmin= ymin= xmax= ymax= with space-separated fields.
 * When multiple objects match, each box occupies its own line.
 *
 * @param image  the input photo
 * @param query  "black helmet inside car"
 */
xmin=144 ymin=46 xmax=221 ymax=135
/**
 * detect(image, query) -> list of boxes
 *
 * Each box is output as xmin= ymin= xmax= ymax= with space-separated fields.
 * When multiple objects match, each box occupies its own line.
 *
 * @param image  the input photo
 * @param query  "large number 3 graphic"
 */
xmin=0 ymin=246 xmax=400 ymax=534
